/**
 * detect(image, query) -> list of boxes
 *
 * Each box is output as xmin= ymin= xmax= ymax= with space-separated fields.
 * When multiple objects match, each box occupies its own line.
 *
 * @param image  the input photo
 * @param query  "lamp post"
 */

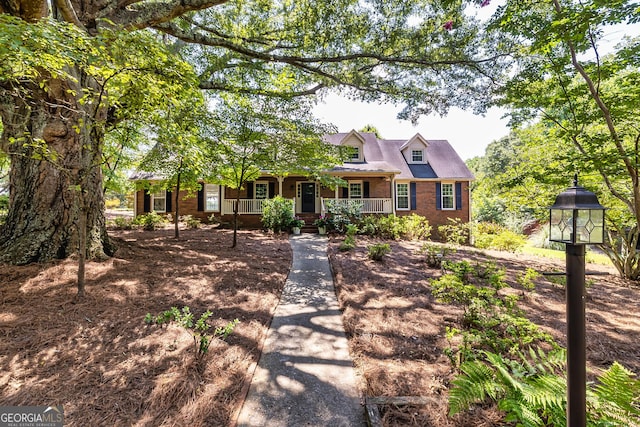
xmin=549 ymin=175 xmax=606 ymax=427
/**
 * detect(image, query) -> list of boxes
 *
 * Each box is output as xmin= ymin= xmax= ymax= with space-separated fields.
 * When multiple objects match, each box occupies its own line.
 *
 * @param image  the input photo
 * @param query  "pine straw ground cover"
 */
xmin=0 ymin=228 xmax=291 ymax=426
xmin=328 ymin=236 xmax=640 ymax=427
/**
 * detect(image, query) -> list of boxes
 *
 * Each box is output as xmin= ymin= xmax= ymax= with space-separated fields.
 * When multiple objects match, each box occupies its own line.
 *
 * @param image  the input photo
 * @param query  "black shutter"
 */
xmin=455 ymin=182 xmax=463 ymax=210
xmin=410 ymin=182 xmax=417 ymax=210
xmin=342 ymin=187 xmax=348 ymax=198
xmin=363 ymin=181 xmax=370 ymax=198
xmin=197 ymin=186 xmax=204 ymax=211
xmin=166 ymin=190 xmax=172 ymax=213
xmin=143 ymin=192 xmax=151 ymax=213
xmin=436 ymin=182 xmax=442 ymax=210
xmin=247 ymin=182 xmax=254 ymax=199
xmin=269 ymin=182 xmax=275 ymax=198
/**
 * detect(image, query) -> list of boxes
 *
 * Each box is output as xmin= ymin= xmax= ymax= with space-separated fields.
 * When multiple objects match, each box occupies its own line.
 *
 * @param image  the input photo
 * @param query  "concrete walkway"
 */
xmin=236 ymin=234 xmax=365 ymax=427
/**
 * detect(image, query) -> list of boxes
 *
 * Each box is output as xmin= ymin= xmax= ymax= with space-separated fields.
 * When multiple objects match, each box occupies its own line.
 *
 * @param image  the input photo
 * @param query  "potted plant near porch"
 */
xmin=291 ymin=217 xmax=305 ymax=235
xmin=313 ymin=215 xmax=329 ymax=235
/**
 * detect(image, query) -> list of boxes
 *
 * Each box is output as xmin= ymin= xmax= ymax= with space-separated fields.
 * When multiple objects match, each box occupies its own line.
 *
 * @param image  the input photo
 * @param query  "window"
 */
xmin=152 ymin=191 xmax=166 ymax=212
xmin=348 ymin=146 xmax=360 ymax=161
xmin=349 ymin=181 xmax=362 ymax=198
xmin=255 ymin=181 xmax=268 ymax=199
xmin=205 ymin=184 xmax=219 ymax=211
xmin=441 ymin=183 xmax=454 ymax=210
xmin=411 ymin=150 xmax=423 ymax=162
xmin=396 ymin=183 xmax=409 ymax=210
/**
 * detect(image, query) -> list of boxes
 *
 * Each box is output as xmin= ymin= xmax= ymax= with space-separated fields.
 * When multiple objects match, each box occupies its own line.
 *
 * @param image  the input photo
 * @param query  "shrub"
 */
xmin=356 ymin=214 xmax=431 ymax=240
xmin=105 ymin=198 xmax=121 ymax=209
xmin=145 ymin=306 xmax=239 ymax=360
xmin=473 ymin=222 xmax=527 ymax=252
xmin=182 ymin=215 xmax=201 ymax=229
xmin=133 ymin=211 xmax=167 ymax=230
xmin=0 ymin=194 xmax=9 ymax=210
xmin=261 ymin=196 xmax=294 ymax=233
xmin=367 ymin=243 xmax=391 ymax=261
xmin=516 ymin=268 xmax=541 ymax=291
xmin=111 ymin=216 xmax=135 ymax=230
xmin=376 ymin=214 xmax=406 ymax=240
xmin=339 ymin=235 xmax=356 ymax=251
xmin=418 ymin=243 xmax=455 ymax=268
xmin=325 ymin=200 xmax=362 ymax=233
xmin=403 ymin=214 xmax=432 ymax=240
xmin=432 ymin=261 xmax=555 ymax=365
xmin=438 ymin=218 xmax=470 ymax=245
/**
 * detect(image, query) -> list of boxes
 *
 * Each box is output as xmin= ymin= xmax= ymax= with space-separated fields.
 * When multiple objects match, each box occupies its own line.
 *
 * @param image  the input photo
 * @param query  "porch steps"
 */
xmin=296 ymin=213 xmax=320 ymax=234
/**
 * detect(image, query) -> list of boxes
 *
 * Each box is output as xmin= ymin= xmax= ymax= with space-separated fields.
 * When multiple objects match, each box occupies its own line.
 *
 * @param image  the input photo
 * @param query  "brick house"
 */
xmin=132 ymin=130 xmax=474 ymax=229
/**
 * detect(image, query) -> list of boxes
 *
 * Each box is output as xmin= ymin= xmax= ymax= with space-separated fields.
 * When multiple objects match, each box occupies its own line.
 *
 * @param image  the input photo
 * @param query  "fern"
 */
xmin=449 ymin=348 xmax=640 ymax=426
xmin=588 ymin=362 xmax=640 ymax=426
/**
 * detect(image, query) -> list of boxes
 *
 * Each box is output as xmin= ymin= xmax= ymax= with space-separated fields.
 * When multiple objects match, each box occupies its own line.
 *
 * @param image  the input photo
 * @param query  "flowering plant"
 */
xmin=291 ymin=217 xmax=305 ymax=228
xmin=313 ymin=215 xmax=329 ymax=227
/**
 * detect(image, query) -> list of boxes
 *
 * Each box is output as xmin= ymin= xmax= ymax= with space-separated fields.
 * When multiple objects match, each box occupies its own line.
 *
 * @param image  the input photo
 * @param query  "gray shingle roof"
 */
xmin=325 ymin=131 xmax=474 ymax=180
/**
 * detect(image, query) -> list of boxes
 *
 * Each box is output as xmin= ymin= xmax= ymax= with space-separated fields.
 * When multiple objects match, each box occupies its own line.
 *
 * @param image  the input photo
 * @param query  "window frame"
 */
xmin=254 ymin=180 xmax=269 ymax=200
xmin=348 ymin=180 xmax=363 ymax=199
xmin=348 ymin=146 xmax=361 ymax=162
xmin=151 ymin=190 xmax=166 ymax=213
xmin=204 ymin=184 xmax=220 ymax=212
xmin=396 ymin=182 xmax=410 ymax=210
xmin=411 ymin=150 xmax=424 ymax=163
xmin=441 ymin=182 xmax=455 ymax=210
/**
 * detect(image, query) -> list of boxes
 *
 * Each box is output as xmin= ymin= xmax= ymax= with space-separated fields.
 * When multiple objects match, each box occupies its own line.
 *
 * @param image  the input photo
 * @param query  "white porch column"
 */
xmin=277 ymin=176 xmax=284 ymax=195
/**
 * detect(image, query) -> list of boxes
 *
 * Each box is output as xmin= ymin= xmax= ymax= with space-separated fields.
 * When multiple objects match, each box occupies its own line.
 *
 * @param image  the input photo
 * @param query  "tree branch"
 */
xmin=96 ymin=0 xmax=230 ymax=30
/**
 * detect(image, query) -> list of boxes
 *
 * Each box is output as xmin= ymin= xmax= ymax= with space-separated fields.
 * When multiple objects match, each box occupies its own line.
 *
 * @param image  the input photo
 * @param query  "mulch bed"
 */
xmin=328 ymin=236 xmax=640 ymax=427
xmin=0 ymin=228 xmax=291 ymax=426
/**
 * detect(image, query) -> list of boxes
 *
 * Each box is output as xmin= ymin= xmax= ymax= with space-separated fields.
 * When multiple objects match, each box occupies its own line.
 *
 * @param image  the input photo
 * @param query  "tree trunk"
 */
xmin=175 ymin=170 xmax=181 ymax=239
xmin=232 ymin=193 xmax=239 ymax=248
xmin=0 ymin=75 xmax=115 ymax=265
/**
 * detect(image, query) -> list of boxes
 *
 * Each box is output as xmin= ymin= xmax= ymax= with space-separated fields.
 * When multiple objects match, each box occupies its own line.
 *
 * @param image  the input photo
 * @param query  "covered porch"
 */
xmin=220 ymin=174 xmax=395 ymax=216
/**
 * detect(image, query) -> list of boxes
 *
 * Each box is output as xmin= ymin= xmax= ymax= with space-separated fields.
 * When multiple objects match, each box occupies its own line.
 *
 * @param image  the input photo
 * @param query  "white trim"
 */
xmin=348 ymin=180 xmax=363 ymax=199
xmin=254 ymin=180 xmax=269 ymax=199
xmin=395 ymin=181 xmax=410 ymax=211
xmin=151 ymin=190 xmax=166 ymax=213
xmin=411 ymin=149 xmax=424 ymax=163
xmin=296 ymin=181 xmax=319 ymax=213
xmin=441 ymin=182 xmax=455 ymax=210
xmin=204 ymin=184 xmax=220 ymax=212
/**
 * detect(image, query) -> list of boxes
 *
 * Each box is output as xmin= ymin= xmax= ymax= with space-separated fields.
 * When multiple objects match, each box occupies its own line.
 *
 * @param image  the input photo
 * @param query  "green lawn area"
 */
xmin=522 ymin=244 xmax=613 ymax=266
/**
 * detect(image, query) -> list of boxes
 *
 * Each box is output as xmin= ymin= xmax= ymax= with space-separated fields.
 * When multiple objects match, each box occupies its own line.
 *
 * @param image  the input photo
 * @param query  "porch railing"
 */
xmin=222 ymin=198 xmax=295 ymax=215
xmin=322 ymin=198 xmax=393 ymax=214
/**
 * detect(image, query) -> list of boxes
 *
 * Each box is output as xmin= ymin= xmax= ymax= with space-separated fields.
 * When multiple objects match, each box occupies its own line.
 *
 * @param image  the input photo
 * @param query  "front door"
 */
xmin=301 ymin=183 xmax=316 ymax=213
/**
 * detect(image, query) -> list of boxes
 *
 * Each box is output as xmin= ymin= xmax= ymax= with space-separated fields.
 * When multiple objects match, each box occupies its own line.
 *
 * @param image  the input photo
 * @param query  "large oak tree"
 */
xmin=0 ymin=0 xmax=502 ymax=264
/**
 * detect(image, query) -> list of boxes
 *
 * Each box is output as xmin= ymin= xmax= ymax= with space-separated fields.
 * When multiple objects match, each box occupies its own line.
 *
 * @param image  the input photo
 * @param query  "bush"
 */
xmin=111 ymin=216 xmax=135 ymax=230
xmin=418 ymin=243 xmax=455 ymax=268
xmin=145 ymin=306 xmax=239 ymax=361
xmin=105 ymin=198 xmax=121 ymax=209
xmin=403 ymin=214 xmax=432 ymax=240
xmin=438 ymin=218 xmax=470 ymax=245
xmin=261 ymin=196 xmax=294 ymax=233
xmin=182 ymin=215 xmax=201 ymax=229
xmin=339 ymin=235 xmax=356 ymax=251
xmin=325 ymin=200 xmax=362 ymax=233
xmin=367 ymin=243 xmax=391 ymax=261
xmin=0 ymin=194 xmax=8 ymax=210
xmin=473 ymin=222 xmax=526 ymax=252
xmin=357 ymin=214 xmax=431 ymax=240
xmin=133 ymin=211 xmax=167 ymax=230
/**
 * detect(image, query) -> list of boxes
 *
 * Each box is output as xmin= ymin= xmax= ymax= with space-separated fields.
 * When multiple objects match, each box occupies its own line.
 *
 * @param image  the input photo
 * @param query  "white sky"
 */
xmin=312 ymin=15 xmax=639 ymax=162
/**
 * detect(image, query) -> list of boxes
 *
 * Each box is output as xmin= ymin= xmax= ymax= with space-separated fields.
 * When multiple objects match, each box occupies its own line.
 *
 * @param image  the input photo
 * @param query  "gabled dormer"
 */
xmin=400 ymin=133 xmax=429 ymax=164
xmin=340 ymin=129 xmax=366 ymax=163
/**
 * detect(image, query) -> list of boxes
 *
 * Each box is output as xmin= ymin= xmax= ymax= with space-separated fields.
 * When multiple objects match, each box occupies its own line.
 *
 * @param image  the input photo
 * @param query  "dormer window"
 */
xmin=349 ymin=146 xmax=361 ymax=161
xmin=411 ymin=150 xmax=424 ymax=162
